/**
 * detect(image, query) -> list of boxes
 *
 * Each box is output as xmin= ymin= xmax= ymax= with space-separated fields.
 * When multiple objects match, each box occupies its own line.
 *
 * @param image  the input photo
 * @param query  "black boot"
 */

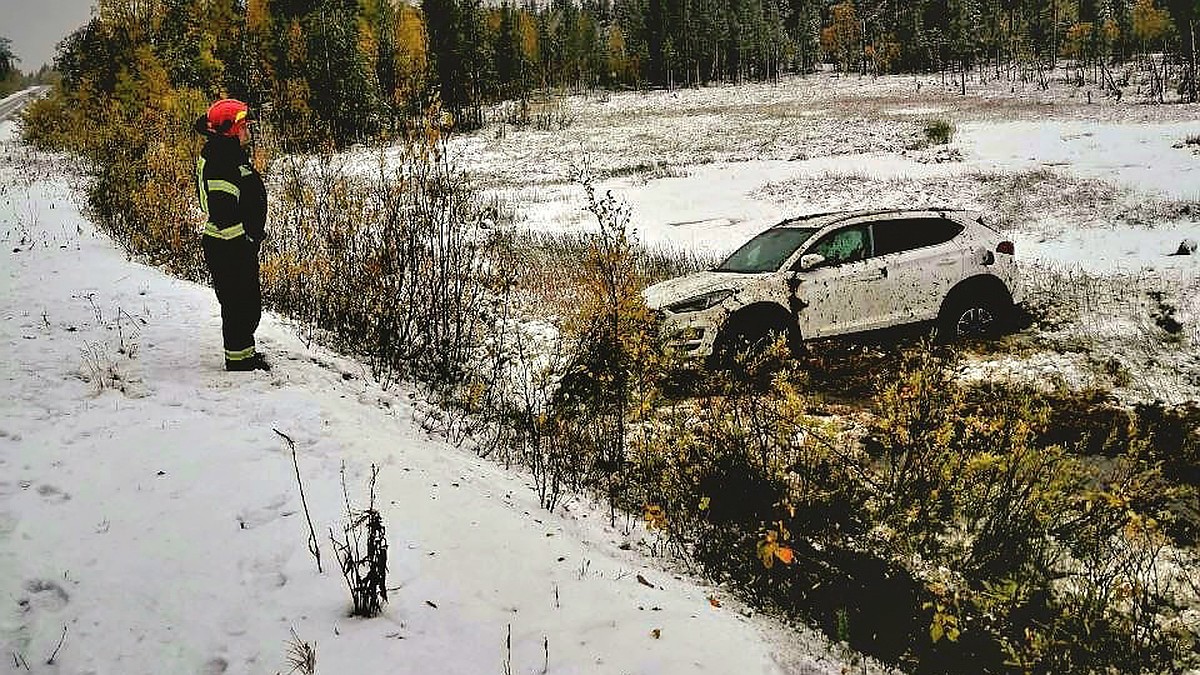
xmin=226 ymin=353 xmax=271 ymax=372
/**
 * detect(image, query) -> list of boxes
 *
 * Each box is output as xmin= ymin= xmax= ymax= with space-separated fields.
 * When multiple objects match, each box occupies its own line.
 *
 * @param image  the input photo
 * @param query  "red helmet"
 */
xmin=206 ymin=99 xmax=250 ymax=137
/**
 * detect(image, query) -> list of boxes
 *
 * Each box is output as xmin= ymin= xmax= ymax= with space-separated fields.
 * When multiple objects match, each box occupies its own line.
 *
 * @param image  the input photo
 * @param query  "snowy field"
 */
xmin=431 ymin=73 xmax=1200 ymax=403
xmin=0 ymin=118 xmax=856 ymax=674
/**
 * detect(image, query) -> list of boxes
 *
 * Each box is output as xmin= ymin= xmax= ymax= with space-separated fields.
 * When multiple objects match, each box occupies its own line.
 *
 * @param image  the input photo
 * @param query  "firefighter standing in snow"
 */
xmin=194 ymin=99 xmax=270 ymax=371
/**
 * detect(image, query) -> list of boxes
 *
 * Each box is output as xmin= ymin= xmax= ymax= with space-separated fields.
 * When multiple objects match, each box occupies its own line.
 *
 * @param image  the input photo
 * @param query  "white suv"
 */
xmin=643 ymin=209 xmax=1022 ymax=359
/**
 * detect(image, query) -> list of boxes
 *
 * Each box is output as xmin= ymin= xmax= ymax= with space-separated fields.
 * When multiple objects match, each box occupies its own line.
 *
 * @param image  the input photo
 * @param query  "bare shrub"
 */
xmin=603 ymin=160 xmax=688 ymax=181
xmin=435 ymin=174 xmax=674 ymax=511
xmin=494 ymin=99 xmax=530 ymax=127
xmin=530 ymin=96 xmax=574 ymax=132
xmin=922 ymin=118 xmax=955 ymax=145
xmin=330 ymin=464 xmax=388 ymax=618
xmin=79 ymin=341 xmax=124 ymax=393
xmin=265 ymin=126 xmax=496 ymax=390
xmin=488 ymin=95 xmax=573 ymax=131
xmin=280 ymin=628 xmax=316 ymax=675
xmin=446 ymin=176 xmax=687 ymax=513
xmin=77 ymin=304 xmax=146 ymax=395
xmin=545 ymin=178 xmax=665 ymax=515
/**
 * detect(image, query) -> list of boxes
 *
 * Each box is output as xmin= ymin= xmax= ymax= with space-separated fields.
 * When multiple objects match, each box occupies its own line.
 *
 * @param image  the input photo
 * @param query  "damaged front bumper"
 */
xmin=653 ymin=310 xmax=721 ymax=358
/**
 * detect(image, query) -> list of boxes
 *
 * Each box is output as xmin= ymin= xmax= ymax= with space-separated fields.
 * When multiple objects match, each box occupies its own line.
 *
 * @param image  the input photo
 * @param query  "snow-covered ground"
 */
xmin=0 ymin=121 xmax=856 ymax=673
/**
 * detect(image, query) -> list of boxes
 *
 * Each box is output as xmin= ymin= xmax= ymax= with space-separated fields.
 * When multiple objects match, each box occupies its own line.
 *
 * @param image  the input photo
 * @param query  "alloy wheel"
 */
xmin=956 ymin=306 xmax=995 ymax=337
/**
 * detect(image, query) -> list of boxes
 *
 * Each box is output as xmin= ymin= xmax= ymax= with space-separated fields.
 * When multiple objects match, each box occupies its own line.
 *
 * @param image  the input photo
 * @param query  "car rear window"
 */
xmin=872 ymin=218 xmax=963 ymax=256
xmin=715 ymin=227 xmax=819 ymax=273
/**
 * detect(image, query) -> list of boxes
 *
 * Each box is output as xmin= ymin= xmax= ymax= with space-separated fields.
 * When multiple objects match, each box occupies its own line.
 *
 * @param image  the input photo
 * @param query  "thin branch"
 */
xmin=274 ymin=428 xmax=323 ymax=574
xmin=502 ymin=624 xmax=512 ymax=675
xmin=45 ymin=625 xmax=67 ymax=665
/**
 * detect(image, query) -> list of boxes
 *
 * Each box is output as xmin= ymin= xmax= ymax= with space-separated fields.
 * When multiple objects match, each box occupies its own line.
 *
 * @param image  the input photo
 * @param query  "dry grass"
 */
xmin=281 ymin=629 xmax=316 ymax=675
xmin=1013 ymin=262 xmax=1200 ymax=403
xmin=501 ymin=230 xmax=718 ymax=318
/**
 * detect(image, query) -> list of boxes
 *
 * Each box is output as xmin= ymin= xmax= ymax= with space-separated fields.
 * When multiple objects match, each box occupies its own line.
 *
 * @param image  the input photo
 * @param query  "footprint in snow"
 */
xmin=0 ymin=512 xmax=17 ymax=540
xmin=20 ymin=579 xmax=69 ymax=613
xmin=237 ymin=551 xmax=289 ymax=592
xmin=235 ymin=493 xmax=293 ymax=530
xmin=37 ymin=484 xmax=71 ymax=503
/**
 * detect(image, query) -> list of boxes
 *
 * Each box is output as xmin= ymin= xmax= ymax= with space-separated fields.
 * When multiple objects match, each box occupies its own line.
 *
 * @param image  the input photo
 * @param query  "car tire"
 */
xmin=711 ymin=316 xmax=801 ymax=368
xmin=937 ymin=292 xmax=1010 ymax=342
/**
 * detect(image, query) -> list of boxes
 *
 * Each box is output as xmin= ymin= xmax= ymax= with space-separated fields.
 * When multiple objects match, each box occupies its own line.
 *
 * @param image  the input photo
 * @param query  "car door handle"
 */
xmin=936 ymin=258 xmax=957 ymax=266
xmin=852 ymin=268 xmax=887 ymax=283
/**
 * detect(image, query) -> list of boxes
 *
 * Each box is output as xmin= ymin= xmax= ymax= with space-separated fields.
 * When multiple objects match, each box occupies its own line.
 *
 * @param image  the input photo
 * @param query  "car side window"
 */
xmin=872 ymin=218 xmax=963 ymax=256
xmin=807 ymin=225 xmax=870 ymax=266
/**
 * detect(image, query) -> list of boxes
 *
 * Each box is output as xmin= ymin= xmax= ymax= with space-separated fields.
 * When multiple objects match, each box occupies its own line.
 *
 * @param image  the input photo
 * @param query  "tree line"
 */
xmin=0 ymin=37 xmax=58 ymax=96
xmin=40 ymin=0 xmax=1200 ymax=148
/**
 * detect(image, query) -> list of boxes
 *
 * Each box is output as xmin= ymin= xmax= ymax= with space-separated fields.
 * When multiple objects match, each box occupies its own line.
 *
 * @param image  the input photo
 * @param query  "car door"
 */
xmin=790 ymin=223 xmax=891 ymax=338
xmin=869 ymin=217 xmax=966 ymax=327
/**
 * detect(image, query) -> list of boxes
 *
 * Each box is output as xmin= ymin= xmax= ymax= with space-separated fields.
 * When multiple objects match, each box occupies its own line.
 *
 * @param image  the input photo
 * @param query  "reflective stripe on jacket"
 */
xmin=196 ymin=136 xmax=267 ymax=241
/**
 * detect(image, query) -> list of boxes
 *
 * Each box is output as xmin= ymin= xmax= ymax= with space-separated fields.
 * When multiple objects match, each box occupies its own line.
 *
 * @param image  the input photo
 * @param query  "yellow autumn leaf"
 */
xmin=644 ymin=504 xmax=667 ymax=531
xmin=756 ymin=540 xmax=777 ymax=569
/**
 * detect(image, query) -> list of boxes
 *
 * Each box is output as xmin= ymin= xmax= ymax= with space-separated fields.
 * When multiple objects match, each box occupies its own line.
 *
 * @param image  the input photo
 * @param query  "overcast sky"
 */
xmin=2 ymin=0 xmax=95 ymax=71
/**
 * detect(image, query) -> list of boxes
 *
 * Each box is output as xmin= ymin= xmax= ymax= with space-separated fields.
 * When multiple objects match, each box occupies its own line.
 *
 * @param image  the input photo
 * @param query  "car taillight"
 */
xmin=997 ymin=241 xmax=1015 ymax=255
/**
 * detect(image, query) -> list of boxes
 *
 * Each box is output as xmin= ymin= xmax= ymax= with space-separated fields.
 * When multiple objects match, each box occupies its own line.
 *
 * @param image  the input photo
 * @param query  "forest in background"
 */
xmin=0 ymin=37 xmax=56 ymax=97
xmin=22 ymin=0 xmax=1200 ymax=151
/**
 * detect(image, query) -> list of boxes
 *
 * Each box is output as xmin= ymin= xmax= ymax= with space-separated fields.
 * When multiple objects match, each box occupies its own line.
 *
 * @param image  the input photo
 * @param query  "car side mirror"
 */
xmin=798 ymin=253 xmax=826 ymax=271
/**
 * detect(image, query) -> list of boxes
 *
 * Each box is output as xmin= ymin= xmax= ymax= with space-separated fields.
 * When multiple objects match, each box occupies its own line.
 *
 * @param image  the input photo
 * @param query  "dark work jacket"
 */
xmin=195 ymin=117 xmax=267 ymax=242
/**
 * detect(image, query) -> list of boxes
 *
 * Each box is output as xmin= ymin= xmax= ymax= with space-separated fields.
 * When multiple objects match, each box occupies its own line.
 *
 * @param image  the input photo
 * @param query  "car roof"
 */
xmin=774 ymin=208 xmax=979 ymax=230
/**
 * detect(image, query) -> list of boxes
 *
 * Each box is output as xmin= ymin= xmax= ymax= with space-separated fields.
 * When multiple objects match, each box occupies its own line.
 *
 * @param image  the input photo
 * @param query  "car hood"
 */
xmin=642 ymin=271 xmax=754 ymax=310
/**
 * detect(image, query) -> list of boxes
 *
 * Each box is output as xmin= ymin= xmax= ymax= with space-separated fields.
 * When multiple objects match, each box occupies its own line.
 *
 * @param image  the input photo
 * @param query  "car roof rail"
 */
xmin=776 ymin=207 xmax=979 ymax=229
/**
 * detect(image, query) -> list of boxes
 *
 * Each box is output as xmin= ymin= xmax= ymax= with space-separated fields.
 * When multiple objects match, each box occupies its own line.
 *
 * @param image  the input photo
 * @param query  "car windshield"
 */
xmin=715 ymin=227 xmax=819 ymax=273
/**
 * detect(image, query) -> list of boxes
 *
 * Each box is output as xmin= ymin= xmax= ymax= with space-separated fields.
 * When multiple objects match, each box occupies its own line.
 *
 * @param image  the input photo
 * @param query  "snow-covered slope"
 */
xmin=0 ymin=122 xmax=849 ymax=673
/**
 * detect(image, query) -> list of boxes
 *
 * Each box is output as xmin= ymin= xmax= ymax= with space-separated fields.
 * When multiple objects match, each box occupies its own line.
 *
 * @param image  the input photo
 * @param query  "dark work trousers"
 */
xmin=202 ymin=235 xmax=262 ymax=363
